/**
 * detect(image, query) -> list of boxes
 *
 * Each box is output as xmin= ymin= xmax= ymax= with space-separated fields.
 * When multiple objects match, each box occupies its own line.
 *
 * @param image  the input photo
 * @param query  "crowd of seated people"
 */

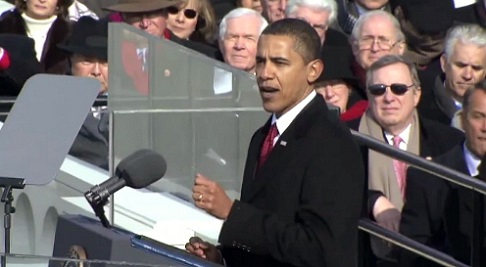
xmin=0 ymin=0 xmax=485 ymax=266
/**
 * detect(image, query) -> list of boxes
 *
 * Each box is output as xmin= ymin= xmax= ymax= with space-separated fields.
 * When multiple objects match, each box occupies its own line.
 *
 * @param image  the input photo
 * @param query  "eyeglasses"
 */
xmin=368 ymin=83 xmax=415 ymax=96
xmin=167 ymin=6 xmax=198 ymax=19
xmin=355 ymin=36 xmax=401 ymax=51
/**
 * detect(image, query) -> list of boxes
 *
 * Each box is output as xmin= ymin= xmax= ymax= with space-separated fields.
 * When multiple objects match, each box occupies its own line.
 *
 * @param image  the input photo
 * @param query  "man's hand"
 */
xmin=192 ymin=173 xmax=234 ymax=219
xmin=185 ymin=236 xmax=223 ymax=263
xmin=373 ymin=196 xmax=401 ymax=232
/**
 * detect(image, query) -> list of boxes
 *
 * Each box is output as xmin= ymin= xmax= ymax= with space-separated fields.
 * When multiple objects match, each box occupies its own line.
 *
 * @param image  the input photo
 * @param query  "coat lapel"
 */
xmin=241 ymin=96 xmax=325 ymax=202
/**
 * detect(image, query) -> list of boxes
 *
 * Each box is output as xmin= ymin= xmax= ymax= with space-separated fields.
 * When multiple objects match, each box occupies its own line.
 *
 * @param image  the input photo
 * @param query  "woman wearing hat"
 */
xmin=0 ymin=0 xmax=72 ymax=74
xmin=315 ymin=45 xmax=368 ymax=127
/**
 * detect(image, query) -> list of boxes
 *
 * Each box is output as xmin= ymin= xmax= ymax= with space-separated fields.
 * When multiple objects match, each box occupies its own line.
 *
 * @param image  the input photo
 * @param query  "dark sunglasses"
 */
xmin=167 ymin=6 xmax=198 ymax=19
xmin=368 ymin=83 xmax=414 ymax=96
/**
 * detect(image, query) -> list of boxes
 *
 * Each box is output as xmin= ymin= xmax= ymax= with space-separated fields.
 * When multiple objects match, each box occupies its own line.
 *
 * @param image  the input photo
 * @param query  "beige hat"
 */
xmin=103 ymin=0 xmax=181 ymax=13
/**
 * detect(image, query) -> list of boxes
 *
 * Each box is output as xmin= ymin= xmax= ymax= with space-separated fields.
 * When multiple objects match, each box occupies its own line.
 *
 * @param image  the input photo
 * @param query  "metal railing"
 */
xmin=352 ymin=130 xmax=485 ymax=267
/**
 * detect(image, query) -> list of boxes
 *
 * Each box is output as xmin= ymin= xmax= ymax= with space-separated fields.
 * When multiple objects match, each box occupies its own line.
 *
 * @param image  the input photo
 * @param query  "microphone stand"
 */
xmin=0 ymin=178 xmax=25 ymax=267
xmin=84 ymin=190 xmax=111 ymax=228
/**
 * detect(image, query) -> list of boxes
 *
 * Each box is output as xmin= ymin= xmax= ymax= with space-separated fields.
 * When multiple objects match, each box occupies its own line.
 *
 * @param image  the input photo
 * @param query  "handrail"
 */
xmin=358 ymin=219 xmax=468 ymax=267
xmin=351 ymin=130 xmax=486 ymax=196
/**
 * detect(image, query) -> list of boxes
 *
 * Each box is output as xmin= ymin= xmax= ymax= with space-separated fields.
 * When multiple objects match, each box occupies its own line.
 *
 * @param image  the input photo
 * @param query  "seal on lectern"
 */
xmin=61 ymin=245 xmax=87 ymax=267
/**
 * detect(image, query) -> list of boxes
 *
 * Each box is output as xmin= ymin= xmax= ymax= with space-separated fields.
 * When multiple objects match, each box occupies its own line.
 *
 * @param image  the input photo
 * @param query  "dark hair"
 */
xmin=366 ymin=55 xmax=420 ymax=89
xmin=462 ymin=80 xmax=486 ymax=113
xmin=261 ymin=18 xmax=321 ymax=64
xmin=15 ymin=0 xmax=72 ymax=19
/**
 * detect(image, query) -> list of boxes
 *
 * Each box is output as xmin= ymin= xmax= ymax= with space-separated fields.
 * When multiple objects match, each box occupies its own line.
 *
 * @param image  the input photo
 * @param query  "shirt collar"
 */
xmin=272 ymin=91 xmax=316 ymax=136
xmin=463 ymin=142 xmax=482 ymax=176
xmin=384 ymin=122 xmax=412 ymax=147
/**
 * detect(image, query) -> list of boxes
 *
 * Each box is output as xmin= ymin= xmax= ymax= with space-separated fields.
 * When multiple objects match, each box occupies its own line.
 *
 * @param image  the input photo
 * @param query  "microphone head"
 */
xmin=115 ymin=149 xmax=167 ymax=189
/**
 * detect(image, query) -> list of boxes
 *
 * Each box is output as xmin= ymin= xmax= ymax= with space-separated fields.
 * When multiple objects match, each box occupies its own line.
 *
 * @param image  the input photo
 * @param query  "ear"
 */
xmin=460 ymin=109 xmax=466 ymax=130
xmin=413 ymin=86 xmax=422 ymax=107
xmin=440 ymin=53 xmax=447 ymax=73
xmin=218 ymin=38 xmax=224 ymax=55
xmin=397 ymin=41 xmax=406 ymax=55
xmin=307 ymin=59 xmax=324 ymax=83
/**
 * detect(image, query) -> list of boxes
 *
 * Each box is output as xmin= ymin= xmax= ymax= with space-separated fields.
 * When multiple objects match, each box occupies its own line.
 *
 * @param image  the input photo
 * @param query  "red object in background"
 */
xmin=0 ymin=48 xmax=11 ymax=70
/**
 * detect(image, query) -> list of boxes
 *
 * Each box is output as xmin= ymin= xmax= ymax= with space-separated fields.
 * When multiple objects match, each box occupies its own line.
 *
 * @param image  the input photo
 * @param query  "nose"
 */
xmin=233 ymin=37 xmax=245 ymax=50
xmin=91 ymin=63 xmax=102 ymax=77
xmin=258 ymin=62 xmax=274 ymax=81
xmin=175 ymin=10 xmax=185 ymax=22
xmin=139 ymin=16 xmax=150 ymax=29
xmin=278 ymin=0 xmax=287 ymax=10
xmin=323 ymin=86 xmax=335 ymax=99
xmin=382 ymin=87 xmax=395 ymax=102
xmin=462 ymin=66 xmax=473 ymax=80
xmin=370 ymin=39 xmax=380 ymax=52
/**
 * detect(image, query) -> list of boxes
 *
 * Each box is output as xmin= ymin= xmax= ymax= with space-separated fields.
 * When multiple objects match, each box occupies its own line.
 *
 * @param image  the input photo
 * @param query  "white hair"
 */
xmin=351 ymin=10 xmax=404 ymax=42
xmin=219 ymin=7 xmax=268 ymax=41
xmin=444 ymin=24 xmax=486 ymax=61
xmin=285 ymin=0 xmax=337 ymax=25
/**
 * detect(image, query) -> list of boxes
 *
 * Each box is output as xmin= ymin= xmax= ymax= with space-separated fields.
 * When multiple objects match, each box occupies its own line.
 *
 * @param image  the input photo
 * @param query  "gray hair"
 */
xmin=351 ymin=10 xmax=404 ymax=43
xmin=366 ymin=55 xmax=420 ymax=89
xmin=219 ymin=7 xmax=268 ymax=41
xmin=444 ymin=24 xmax=486 ymax=62
xmin=285 ymin=0 xmax=337 ymax=25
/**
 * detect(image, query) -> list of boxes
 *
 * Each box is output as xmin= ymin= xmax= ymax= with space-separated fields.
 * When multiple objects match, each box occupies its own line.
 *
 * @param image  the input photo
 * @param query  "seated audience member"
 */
xmin=236 ymin=0 xmax=263 ymax=13
xmin=285 ymin=0 xmax=348 ymax=47
xmin=103 ymin=0 xmax=219 ymax=59
xmin=186 ymin=19 xmax=365 ymax=267
xmin=0 ymin=34 xmax=42 ymax=97
xmin=260 ymin=0 xmax=286 ymax=23
xmin=417 ymin=24 xmax=486 ymax=126
xmin=400 ymin=80 xmax=486 ymax=266
xmin=315 ymin=45 xmax=367 ymax=125
xmin=356 ymin=55 xmax=464 ymax=260
xmin=59 ymin=16 xmax=109 ymax=169
xmin=350 ymin=10 xmax=405 ymax=96
xmin=0 ymin=0 xmax=72 ymax=74
xmin=336 ymin=0 xmax=391 ymax=35
xmin=455 ymin=0 xmax=486 ymax=28
xmin=218 ymin=8 xmax=267 ymax=74
xmin=166 ymin=0 xmax=217 ymax=45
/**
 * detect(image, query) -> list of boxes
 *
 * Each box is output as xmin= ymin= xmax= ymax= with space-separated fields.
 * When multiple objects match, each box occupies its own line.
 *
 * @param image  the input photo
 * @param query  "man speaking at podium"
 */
xmin=186 ymin=19 xmax=365 ymax=267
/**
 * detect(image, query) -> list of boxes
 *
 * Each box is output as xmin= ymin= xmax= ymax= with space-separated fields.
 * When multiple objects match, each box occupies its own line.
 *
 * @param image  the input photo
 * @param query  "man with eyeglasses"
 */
xmin=355 ymin=55 xmax=464 ymax=263
xmin=103 ymin=0 xmax=218 ymax=59
xmin=417 ymin=24 xmax=486 ymax=127
xmin=350 ymin=10 xmax=405 ymax=87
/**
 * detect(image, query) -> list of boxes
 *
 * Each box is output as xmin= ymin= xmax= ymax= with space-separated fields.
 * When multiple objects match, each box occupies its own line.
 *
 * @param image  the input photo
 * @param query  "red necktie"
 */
xmin=392 ymin=136 xmax=407 ymax=199
xmin=258 ymin=123 xmax=279 ymax=170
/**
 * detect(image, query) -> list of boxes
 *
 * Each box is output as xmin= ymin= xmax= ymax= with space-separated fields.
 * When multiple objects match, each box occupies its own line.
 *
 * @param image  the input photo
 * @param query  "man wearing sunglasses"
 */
xmin=103 ymin=0 xmax=218 ymax=59
xmin=418 ymin=24 xmax=486 ymax=126
xmin=356 ymin=55 xmax=464 ymax=262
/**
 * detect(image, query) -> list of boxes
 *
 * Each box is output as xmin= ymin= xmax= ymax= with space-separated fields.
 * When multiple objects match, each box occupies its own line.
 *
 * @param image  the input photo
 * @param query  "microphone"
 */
xmin=85 ymin=149 xmax=167 ymax=206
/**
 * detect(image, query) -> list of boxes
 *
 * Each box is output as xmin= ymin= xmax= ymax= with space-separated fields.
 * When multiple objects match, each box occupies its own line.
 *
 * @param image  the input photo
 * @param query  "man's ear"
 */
xmin=440 ymin=53 xmax=447 ymax=73
xmin=307 ymin=59 xmax=324 ymax=83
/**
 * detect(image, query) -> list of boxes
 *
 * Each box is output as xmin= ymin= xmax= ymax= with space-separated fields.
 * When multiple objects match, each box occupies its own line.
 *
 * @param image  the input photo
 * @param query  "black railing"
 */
xmin=352 ymin=130 xmax=485 ymax=267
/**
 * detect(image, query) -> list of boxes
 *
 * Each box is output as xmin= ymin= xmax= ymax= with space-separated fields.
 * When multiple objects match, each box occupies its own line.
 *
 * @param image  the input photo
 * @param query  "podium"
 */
xmin=51 ymin=214 xmax=222 ymax=267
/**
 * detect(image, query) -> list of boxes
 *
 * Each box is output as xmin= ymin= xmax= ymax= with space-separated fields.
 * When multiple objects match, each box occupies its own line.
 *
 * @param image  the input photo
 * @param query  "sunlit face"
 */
xmin=25 ymin=0 xmax=58 ymax=20
xmin=166 ymin=0 xmax=199 ymax=39
xmin=352 ymin=15 xmax=404 ymax=69
xmin=71 ymin=54 xmax=109 ymax=94
xmin=287 ymin=6 xmax=330 ymax=44
xmin=463 ymin=90 xmax=486 ymax=158
xmin=441 ymin=42 xmax=486 ymax=102
xmin=256 ymin=35 xmax=322 ymax=117
xmin=240 ymin=0 xmax=263 ymax=13
xmin=219 ymin=15 xmax=262 ymax=73
xmin=262 ymin=0 xmax=287 ymax=22
xmin=315 ymin=80 xmax=351 ymax=112
xmin=367 ymin=62 xmax=421 ymax=135
xmin=123 ymin=9 xmax=168 ymax=38
xmin=355 ymin=0 xmax=388 ymax=10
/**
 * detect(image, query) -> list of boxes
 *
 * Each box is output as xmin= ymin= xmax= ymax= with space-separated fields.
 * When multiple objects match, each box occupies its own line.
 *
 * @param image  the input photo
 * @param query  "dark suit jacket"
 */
xmin=347 ymin=115 xmax=465 ymax=213
xmin=400 ymin=145 xmax=486 ymax=266
xmin=218 ymin=96 xmax=366 ymax=267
